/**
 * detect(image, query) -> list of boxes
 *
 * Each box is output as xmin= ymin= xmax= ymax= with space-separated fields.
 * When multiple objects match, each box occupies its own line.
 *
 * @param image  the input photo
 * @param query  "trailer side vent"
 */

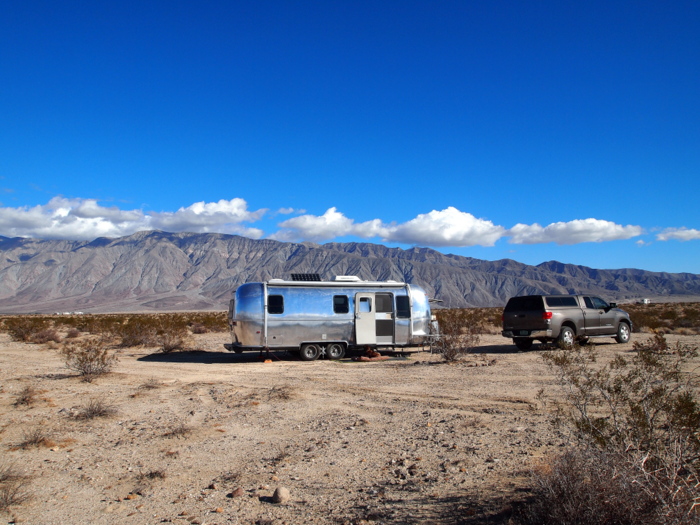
xmin=291 ymin=273 xmax=322 ymax=281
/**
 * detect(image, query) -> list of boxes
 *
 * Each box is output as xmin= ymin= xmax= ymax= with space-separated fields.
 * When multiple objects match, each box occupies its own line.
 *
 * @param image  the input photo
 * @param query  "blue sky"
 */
xmin=1 ymin=1 xmax=699 ymax=273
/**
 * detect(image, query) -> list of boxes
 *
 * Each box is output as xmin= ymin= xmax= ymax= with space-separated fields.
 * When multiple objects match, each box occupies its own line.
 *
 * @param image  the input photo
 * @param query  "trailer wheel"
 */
xmin=299 ymin=343 xmax=321 ymax=361
xmin=326 ymin=343 xmax=346 ymax=360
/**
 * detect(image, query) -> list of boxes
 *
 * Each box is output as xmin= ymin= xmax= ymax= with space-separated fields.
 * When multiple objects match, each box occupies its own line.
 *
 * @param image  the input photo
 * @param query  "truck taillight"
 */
xmin=542 ymin=311 xmax=553 ymax=320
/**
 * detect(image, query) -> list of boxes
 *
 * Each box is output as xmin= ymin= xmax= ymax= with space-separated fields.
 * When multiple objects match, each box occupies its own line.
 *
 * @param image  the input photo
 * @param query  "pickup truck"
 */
xmin=501 ymin=294 xmax=632 ymax=350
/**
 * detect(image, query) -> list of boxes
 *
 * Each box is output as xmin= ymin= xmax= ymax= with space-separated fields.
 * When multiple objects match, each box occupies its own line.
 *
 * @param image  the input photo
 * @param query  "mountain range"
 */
xmin=1 ymin=230 xmax=699 ymax=313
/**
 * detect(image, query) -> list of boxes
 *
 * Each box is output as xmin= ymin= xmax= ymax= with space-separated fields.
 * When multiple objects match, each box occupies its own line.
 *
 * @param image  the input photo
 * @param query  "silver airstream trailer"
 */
xmin=224 ymin=275 xmax=435 ymax=360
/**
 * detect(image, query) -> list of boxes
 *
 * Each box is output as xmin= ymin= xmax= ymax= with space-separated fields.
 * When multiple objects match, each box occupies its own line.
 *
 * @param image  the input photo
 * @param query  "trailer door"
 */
xmin=355 ymin=293 xmax=376 ymax=345
xmin=355 ymin=292 xmax=395 ymax=345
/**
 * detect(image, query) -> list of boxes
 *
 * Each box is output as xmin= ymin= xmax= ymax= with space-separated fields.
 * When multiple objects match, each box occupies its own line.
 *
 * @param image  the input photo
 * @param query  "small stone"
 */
xmin=208 ymin=483 xmax=217 ymax=490
xmin=126 ymin=493 xmax=138 ymax=500
xmin=230 ymin=487 xmax=244 ymax=498
xmin=271 ymin=475 xmax=279 ymax=481
xmin=272 ymin=486 xmax=290 ymax=504
xmin=214 ymin=507 xmax=224 ymax=513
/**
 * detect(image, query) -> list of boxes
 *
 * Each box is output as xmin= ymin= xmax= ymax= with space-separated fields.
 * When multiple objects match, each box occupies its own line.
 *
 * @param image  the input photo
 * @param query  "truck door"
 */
xmin=592 ymin=296 xmax=617 ymax=334
xmin=583 ymin=296 xmax=603 ymax=334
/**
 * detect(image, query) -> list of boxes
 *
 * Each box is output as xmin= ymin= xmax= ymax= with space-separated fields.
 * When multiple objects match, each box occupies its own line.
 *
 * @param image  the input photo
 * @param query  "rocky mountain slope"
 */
xmin=0 ymin=231 xmax=698 ymax=313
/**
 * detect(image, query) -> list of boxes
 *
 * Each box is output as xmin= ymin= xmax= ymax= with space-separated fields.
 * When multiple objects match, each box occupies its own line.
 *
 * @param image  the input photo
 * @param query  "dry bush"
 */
xmin=13 ymin=385 xmax=37 ymax=407
xmin=65 ymin=327 xmax=81 ymax=339
xmin=30 ymin=328 xmax=61 ymax=344
xmin=60 ymin=338 xmax=118 ymax=382
xmin=18 ymin=428 xmax=55 ymax=449
xmin=434 ymin=308 xmax=482 ymax=361
xmin=0 ymin=462 xmax=31 ymax=512
xmin=74 ymin=397 xmax=117 ymax=420
xmin=3 ymin=317 xmax=51 ymax=342
xmin=519 ymin=332 xmax=700 ymax=524
xmin=163 ymin=421 xmax=192 ymax=439
xmin=186 ymin=312 xmax=228 ymax=333
xmin=190 ymin=322 xmax=208 ymax=334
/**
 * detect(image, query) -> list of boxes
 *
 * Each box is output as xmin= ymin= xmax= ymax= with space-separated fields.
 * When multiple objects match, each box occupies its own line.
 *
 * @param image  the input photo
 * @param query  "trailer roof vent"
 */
xmin=291 ymin=273 xmax=321 ymax=281
xmin=333 ymin=275 xmax=362 ymax=282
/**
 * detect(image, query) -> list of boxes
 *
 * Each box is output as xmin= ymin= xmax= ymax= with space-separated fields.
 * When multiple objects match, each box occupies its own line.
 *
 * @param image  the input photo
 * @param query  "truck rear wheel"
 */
xmin=615 ymin=322 xmax=631 ymax=343
xmin=299 ymin=343 xmax=321 ymax=361
xmin=514 ymin=338 xmax=533 ymax=350
xmin=326 ymin=343 xmax=346 ymax=360
xmin=557 ymin=326 xmax=575 ymax=348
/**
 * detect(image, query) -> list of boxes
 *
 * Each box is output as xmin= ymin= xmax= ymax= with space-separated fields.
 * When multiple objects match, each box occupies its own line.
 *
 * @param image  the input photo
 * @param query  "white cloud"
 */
xmin=272 ymin=206 xmax=504 ymax=247
xmin=271 ymin=207 xmax=357 ymax=242
xmin=656 ymin=228 xmax=700 ymax=242
xmin=507 ymin=218 xmax=643 ymax=245
xmin=0 ymin=197 xmax=266 ymax=241
xmin=384 ymin=207 xmax=505 ymax=247
xmin=0 ymin=198 xmax=659 ymax=251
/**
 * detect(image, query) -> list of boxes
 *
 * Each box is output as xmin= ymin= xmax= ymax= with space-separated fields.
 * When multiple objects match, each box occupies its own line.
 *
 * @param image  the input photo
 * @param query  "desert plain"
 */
xmin=1 ymin=329 xmax=698 ymax=525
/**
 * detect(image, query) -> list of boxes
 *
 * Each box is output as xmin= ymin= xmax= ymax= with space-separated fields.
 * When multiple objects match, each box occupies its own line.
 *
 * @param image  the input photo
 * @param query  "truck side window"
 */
xmin=591 ymin=297 xmax=608 ymax=309
xmin=268 ymin=295 xmax=284 ymax=314
xmin=396 ymin=296 xmax=410 ymax=318
xmin=584 ymin=297 xmax=594 ymax=309
xmin=333 ymin=295 xmax=349 ymax=314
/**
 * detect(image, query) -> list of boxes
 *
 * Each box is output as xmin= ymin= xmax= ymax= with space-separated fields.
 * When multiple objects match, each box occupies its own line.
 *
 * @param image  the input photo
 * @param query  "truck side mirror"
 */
xmin=608 ymin=302 xmax=617 ymax=310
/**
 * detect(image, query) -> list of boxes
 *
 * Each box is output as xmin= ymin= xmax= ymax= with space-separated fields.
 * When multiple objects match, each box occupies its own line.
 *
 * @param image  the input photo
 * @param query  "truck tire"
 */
xmin=615 ymin=322 xmax=631 ymax=344
xmin=557 ymin=326 xmax=575 ymax=348
xmin=326 ymin=343 xmax=346 ymax=360
xmin=514 ymin=338 xmax=533 ymax=350
xmin=299 ymin=343 xmax=321 ymax=361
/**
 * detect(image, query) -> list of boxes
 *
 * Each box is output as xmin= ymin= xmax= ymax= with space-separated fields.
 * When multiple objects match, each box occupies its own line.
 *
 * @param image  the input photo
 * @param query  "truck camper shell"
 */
xmin=224 ymin=276 xmax=434 ymax=360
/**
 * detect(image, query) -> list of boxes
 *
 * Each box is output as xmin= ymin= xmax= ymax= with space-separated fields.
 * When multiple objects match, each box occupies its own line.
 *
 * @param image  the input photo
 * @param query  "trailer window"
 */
xmin=376 ymin=294 xmax=393 ymax=313
xmin=359 ymin=297 xmax=372 ymax=313
xmin=268 ymin=295 xmax=284 ymax=314
xmin=396 ymin=296 xmax=410 ymax=318
xmin=333 ymin=295 xmax=349 ymax=314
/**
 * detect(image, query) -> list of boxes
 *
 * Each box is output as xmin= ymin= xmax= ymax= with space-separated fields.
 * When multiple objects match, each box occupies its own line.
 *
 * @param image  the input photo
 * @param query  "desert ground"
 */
xmin=1 ymin=330 xmax=698 ymax=525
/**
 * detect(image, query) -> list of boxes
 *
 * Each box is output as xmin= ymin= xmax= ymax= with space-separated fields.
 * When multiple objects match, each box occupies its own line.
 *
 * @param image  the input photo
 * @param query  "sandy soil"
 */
xmin=1 ymin=331 xmax=698 ymax=525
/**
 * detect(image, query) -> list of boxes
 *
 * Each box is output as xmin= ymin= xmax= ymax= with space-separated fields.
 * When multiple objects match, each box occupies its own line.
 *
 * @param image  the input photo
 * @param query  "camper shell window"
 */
xmin=333 ymin=295 xmax=349 ymax=314
xmin=268 ymin=295 xmax=284 ymax=314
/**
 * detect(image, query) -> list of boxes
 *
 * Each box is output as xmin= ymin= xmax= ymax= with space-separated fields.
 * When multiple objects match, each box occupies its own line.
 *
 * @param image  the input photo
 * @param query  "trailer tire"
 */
xmin=299 ymin=343 xmax=321 ymax=361
xmin=326 ymin=343 xmax=346 ymax=360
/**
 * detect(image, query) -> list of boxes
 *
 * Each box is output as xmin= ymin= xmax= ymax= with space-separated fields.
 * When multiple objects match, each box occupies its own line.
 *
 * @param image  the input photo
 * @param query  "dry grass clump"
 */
xmin=13 ymin=385 xmax=38 ymax=407
xmin=18 ymin=427 xmax=56 ymax=449
xmin=30 ymin=329 xmax=61 ymax=344
xmin=60 ymin=338 xmax=118 ymax=382
xmin=163 ymin=421 xmax=192 ymax=439
xmin=518 ymin=332 xmax=700 ymax=524
xmin=0 ymin=462 xmax=31 ymax=512
xmin=74 ymin=397 xmax=118 ymax=420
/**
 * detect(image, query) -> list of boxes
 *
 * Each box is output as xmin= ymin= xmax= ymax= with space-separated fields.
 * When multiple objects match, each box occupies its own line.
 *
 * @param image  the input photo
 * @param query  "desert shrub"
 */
xmin=65 ymin=327 xmax=81 ymax=339
xmin=13 ymin=385 xmax=37 ymax=407
xmin=18 ymin=428 xmax=55 ymax=449
xmin=60 ymin=339 xmax=118 ymax=382
xmin=74 ymin=397 xmax=117 ymax=420
xmin=3 ymin=317 xmax=51 ymax=342
xmin=30 ymin=328 xmax=61 ymax=344
xmin=433 ymin=308 xmax=482 ymax=361
xmin=190 ymin=322 xmax=207 ymax=334
xmin=186 ymin=312 xmax=228 ymax=333
xmin=155 ymin=314 xmax=189 ymax=353
xmin=112 ymin=316 xmax=159 ymax=347
xmin=519 ymin=332 xmax=700 ymax=524
xmin=0 ymin=462 xmax=30 ymax=511
xmin=163 ymin=421 xmax=192 ymax=439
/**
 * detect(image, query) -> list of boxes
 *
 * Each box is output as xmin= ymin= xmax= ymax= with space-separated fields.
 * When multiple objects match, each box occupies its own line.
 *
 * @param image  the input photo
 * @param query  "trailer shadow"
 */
xmin=137 ymin=350 xmax=301 ymax=365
